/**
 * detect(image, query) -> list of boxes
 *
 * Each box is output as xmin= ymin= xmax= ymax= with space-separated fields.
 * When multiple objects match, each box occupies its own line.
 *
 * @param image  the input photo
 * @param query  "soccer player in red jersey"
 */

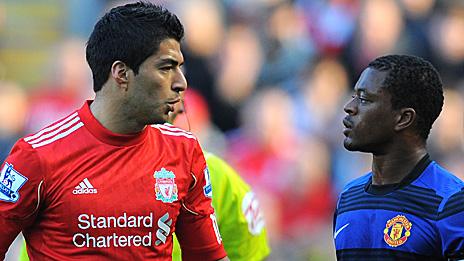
xmin=0 ymin=2 xmax=228 ymax=260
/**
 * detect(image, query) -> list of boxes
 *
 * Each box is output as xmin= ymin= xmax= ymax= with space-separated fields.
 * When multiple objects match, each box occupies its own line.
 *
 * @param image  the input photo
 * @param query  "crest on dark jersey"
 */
xmin=383 ymin=215 xmax=412 ymax=247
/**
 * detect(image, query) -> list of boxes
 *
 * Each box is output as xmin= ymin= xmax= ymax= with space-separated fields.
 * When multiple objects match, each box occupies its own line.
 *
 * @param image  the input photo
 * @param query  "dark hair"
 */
xmin=86 ymin=1 xmax=184 ymax=92
xmin=368 ymin=54 xmax=443 ymax=140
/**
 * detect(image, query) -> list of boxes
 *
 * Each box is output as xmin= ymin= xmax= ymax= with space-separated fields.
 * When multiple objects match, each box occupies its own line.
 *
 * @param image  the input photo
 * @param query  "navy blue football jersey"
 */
xmin=334 ymin=155 xmax=464 ymax=260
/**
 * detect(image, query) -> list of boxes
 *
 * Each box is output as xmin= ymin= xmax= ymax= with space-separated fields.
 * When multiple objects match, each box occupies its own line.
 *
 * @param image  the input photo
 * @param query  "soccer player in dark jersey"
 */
xmin=0 ymin=2 xmax=228 ymax=260
xmin=334 ymin=54 xmax=464 ymax=260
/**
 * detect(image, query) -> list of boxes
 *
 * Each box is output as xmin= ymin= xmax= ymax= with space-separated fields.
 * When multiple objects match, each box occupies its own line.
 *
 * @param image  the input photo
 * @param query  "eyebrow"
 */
xmin=157 ymin=58 xmax=184 ymax=67
xmin=354 ymin=87 xmax=376 ymax=97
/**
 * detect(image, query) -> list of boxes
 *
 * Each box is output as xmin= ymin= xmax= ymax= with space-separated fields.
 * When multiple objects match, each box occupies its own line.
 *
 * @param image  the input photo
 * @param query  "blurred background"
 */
xmin=1 ymin=0 xmax=464 ymax=260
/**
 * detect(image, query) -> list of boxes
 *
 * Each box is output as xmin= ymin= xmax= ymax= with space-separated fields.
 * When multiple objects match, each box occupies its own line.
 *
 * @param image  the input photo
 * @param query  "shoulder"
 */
xmin=149 ymin=124 xmax=204 ymax=170
xmin=414 ymin=161 xmax=464 ymax=219
xmin=414 ymin=161 xmax=464 ymax=198
xmin=22 ymin=110 xmax=84 ymax=150
xmin=340 ymin=172 xmax=371 ymax=195
xmin=150 ymin=123 xmax=197 ymax=144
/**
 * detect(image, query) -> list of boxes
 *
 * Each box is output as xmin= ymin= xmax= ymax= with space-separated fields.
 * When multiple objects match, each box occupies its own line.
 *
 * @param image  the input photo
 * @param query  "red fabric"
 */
xmin=0 ymin=101 xmax=226 ymax=260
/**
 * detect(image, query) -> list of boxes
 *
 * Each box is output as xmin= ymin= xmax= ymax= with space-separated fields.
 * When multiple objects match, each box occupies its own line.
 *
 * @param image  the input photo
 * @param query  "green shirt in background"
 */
xmin=173 ymin=152 xmax=270 ymax=261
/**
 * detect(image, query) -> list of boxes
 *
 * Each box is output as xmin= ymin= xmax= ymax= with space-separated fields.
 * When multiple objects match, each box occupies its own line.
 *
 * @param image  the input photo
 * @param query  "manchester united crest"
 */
xmin=154 ymin=168 xmax=178 ymax=203
xmin=383 ymin=215 xmax=412 ymax=247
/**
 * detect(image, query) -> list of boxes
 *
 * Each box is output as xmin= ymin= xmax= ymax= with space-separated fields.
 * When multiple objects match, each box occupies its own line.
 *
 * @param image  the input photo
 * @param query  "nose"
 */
xmin=344 ymin=97 xmax=357 ymax=115
xmin=172 ymin=69 xmax=187 ymax=94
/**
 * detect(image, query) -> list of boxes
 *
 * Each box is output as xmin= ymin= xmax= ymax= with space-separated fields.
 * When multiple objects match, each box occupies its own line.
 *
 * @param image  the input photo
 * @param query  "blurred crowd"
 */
xmin=1 ymin=0 xmax=464 ymax=260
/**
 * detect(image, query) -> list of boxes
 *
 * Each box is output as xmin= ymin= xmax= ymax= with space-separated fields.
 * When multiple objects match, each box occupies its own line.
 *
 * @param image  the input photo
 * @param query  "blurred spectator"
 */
xmin=429 ymin=3 xmax=464 ymax=87
xmin=226 ymin=87 xmax=334 ymax=259
xmin=217 ymin=24 xmax=263 ymax=105
xmin=292 ymin=57 xmax=349 ymax=142
xmin=296 ymin=0 xmax=358 ymax=56
xmin=397 ymin=0 xmax=435 ymax=60
xmin=257 ymin=2 xmax=314 ymax=89
xmin=343 ymin=0 xmax=405 ymax=82
xmin=0 ymin=81 xmax=28 ymax=162
xmin=429 ymin=89 xmax=464 ymax=179
xmin=25 ymin=38 xmax=93 ymax=133
xmin=172 ymin=89 xmax=227 ymax=157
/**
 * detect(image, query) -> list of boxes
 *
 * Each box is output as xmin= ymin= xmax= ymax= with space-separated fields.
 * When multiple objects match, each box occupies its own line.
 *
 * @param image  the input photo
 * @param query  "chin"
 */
xmin=147 ymin=116 xmax=166 ymax=125
xmin=343 ymin=138 xmax=359 ymax=152
xmin=148 ymin=111 xmax=169 ymax=125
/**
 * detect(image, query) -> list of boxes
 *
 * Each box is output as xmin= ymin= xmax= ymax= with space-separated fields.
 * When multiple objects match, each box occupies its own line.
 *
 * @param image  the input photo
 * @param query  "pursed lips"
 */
xmin=342 ymin=117 xmax=353 ymax=136
xmin=343 ymin=117 xmax=353 ymax=129
xmin=166 ymin=98 xmax=181 ymax=112
xmin=167 ymin=98 xmax=180 ymax=105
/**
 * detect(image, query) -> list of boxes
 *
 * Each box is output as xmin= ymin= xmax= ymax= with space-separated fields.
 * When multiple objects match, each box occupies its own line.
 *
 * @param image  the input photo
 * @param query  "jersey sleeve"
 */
xmin=437 ymin=189 xmax=464 ymax=259
xmin=0 ymin=140 xmax=46 ymax=259
xmin=205 ymin=152 xmax=270 ymax=261
xmin=175 ymin=141 xmax=226 ymax=261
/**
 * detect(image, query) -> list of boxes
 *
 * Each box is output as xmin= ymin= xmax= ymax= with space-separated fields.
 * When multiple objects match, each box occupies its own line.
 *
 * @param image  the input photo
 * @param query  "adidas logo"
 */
xmin=73 ymin=178 xmax=98 ymax=195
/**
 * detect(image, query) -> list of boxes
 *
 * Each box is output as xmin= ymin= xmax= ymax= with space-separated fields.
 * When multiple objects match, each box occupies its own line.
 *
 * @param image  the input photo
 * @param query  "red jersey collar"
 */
xmin=78 ymin=100 xmax=149 ymax=146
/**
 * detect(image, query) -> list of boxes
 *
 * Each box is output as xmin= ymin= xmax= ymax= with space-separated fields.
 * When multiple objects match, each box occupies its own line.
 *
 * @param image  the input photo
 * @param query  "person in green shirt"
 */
xmin=173 ymin=151 xmax=270 ymax=261
xmin=20 ymin=93 xmax=270 ymax=261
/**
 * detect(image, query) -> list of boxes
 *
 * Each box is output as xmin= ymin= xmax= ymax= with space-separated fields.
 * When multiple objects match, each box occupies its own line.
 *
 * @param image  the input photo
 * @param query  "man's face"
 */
xmin=127 ymin=38 xmax=187 ymax=125
xmin=342 ymin=68 xmax=397 ymax=154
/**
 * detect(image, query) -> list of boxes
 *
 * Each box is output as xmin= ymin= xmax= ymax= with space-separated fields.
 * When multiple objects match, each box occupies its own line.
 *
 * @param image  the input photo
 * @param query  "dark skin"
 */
xmin=343 ymin=67 xmax=427 ymax=185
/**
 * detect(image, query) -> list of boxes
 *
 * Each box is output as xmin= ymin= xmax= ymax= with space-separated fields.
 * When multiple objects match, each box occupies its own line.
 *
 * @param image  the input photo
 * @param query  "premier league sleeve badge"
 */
xmin=0 ymin=163 xmax=28 ymax=203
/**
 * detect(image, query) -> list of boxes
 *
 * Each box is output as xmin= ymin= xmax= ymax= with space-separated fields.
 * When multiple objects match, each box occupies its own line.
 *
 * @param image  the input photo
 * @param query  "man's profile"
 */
xmin=334 ymin=54 xmax=464 ymax=260
xmin=0 ymin=2 xmax=228 ymax=260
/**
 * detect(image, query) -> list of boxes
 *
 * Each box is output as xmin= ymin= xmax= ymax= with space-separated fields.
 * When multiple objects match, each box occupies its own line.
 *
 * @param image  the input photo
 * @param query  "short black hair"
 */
xmin=368 ymin=54 xmax=443 ymax=140
xmin=86 ymin=1 xmax=184 ymax=92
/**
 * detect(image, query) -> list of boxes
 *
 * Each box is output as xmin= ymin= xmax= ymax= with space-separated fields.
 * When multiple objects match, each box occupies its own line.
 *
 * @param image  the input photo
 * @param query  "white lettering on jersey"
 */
xmin=210 ymin=213 xmax=222 ymax=244
xmin=242 ymin=191 xmax=266 ymax=235
xmin=73 ymin=232 xmax=152 ymax=248
xmin=74 ymin=212 xmax=155 ymax=248
xmin=73 ymin=178 xmax=98 ymax=195
xmin=77 ymin=213 xmax=153 ymax=230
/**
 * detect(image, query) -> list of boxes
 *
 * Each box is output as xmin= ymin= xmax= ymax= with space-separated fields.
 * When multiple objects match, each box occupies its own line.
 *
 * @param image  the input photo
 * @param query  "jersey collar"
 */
xmin=365 ymin=154 xmax=432 ymax=195
xmin=78 ymin=100 xmax=149 ymax=146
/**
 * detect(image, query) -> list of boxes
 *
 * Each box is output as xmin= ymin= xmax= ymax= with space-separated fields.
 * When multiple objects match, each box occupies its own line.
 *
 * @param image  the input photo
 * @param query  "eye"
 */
xmin=359 ymin=97 xmax=369 ymax=104
xmin=160 ymin=66 xmax=173 ymax=71
xmin=351 ymin=94 xmax=369 ymax=104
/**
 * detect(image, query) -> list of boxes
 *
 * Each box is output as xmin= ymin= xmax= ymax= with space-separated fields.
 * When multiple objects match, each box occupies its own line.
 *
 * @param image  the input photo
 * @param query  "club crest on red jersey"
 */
xmin=154 ymin=168 xmax=178 ymax=203
xmin=383 ymin=215 xmax=412 ymax=247
xmin=0 ymin=163 xmax=28 ymax=203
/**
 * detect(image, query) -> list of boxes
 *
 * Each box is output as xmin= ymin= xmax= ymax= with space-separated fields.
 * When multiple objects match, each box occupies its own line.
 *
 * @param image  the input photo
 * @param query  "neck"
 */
xmin=371 ymin=144 xmax=427 ymax=185
xmin=90 ymin=95 xmax=145 ymax=134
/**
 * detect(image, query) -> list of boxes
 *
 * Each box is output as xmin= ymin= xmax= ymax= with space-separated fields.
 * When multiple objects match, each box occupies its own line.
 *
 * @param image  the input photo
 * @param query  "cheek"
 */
xmin=356 ymin=111 xmax=387 ymax=134
xmin=360 ymin=114 xmax=394 ymax=139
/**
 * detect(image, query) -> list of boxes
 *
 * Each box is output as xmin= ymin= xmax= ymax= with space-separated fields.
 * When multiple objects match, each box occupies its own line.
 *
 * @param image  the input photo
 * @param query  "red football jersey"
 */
xmin=0 ymin=101 xmax=226 ymax=260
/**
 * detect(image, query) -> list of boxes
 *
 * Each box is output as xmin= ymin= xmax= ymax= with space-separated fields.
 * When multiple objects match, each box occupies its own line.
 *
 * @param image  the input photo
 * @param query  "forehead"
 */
xmin=355 ymin=67 xmax=389 ymax=95
xmin=148 ymin=38 xmax=184 ymax=63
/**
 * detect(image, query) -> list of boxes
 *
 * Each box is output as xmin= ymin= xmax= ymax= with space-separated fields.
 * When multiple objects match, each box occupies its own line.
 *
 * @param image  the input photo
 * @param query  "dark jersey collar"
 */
xmin=365 ymin=154 xmax=432 ymax=195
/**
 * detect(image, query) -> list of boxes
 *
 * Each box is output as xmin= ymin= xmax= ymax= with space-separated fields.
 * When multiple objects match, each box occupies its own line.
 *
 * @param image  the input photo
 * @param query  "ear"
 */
xmin=394 ymin=108 xmax=416 ymax=131
xmin=111 ymin=61 xmax=130 ymax=90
